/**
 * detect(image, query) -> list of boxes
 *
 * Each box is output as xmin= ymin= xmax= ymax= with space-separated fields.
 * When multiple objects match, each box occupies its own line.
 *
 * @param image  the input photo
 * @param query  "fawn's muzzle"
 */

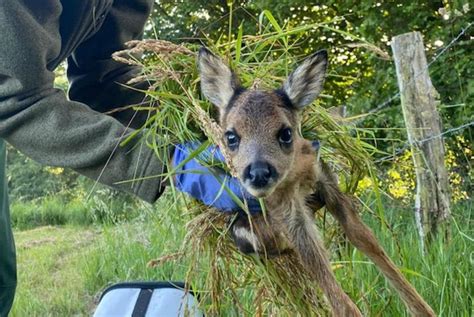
xmin=244 ymin=161 xmax=277 ymax=189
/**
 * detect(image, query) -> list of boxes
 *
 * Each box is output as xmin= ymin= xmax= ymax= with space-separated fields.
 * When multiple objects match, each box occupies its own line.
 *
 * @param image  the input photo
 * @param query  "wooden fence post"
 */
xmin=391 ymin=32 xmax=451 ymax=245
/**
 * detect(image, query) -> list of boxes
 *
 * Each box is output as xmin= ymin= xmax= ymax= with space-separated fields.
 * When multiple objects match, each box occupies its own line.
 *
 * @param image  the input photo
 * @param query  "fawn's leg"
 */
xmin=284 ymin=208 xmax=363 ymax=317
xmin=314 ymin=177 xmax=436 ymax=317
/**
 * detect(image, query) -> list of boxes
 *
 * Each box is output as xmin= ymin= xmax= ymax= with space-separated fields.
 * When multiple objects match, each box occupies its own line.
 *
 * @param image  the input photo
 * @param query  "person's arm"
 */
xmin=0 ymin=0 xmax=163 ymax=203
xmin=172 ymin=144 xmax=261 ymax=213
xmin=67 ymin=0 xmax=154 ymax=129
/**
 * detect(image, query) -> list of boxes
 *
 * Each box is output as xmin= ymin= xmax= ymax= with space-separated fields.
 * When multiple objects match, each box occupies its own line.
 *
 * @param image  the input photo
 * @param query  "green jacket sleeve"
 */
xmin=0 ymin=0 xmax=165 ymax=203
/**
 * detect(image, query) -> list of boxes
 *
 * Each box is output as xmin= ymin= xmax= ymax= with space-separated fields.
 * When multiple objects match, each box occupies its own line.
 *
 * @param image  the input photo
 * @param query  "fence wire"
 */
xmin=375 ymin=121 xmax=474 ymax=163
xmin=354 ymin=22 xmax=473 ymax=125
xmin=347 ymin=22 xmax=473 ymax=164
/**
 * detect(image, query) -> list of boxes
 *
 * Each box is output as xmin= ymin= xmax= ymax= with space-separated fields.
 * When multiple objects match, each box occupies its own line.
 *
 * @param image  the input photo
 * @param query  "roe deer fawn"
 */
xmin=197 ymin=47 xmax=436 ymax=317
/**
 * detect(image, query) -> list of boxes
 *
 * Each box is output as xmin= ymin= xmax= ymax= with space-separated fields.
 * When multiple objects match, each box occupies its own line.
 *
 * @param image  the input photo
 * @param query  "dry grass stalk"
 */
xmin=112 ymin=39 xmax=194 ymax=87
xmin=192 ymin=105 xmax=239 ymax=178
xmin=113 ymin=39 xmax=194 ymax=62
xmin=250 ymin=78 xmax=263 ymax=90
xmin=146 ymin=252 xmax=184 ymax=268
xmin=346 ymin=42 xmax=391 ymax=60
xmin=124 ymin=39 xmax=194 ymax=57
xmin=180 ymin=208 xmax=331 ymax=315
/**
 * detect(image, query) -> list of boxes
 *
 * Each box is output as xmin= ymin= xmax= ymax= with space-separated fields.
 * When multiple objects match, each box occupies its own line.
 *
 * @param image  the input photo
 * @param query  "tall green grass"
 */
xmin=11 ymin=194 xmax=142 ymax=230
xmin=80 ymin=200 xmax=473 ymax=316
xmin=10 ymin=197 xmax=472 ymax=316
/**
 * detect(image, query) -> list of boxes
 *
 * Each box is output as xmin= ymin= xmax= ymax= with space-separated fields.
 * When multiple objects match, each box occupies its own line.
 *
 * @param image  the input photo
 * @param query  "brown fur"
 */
xmin=198 ymin=47 xmax=436 ymax=316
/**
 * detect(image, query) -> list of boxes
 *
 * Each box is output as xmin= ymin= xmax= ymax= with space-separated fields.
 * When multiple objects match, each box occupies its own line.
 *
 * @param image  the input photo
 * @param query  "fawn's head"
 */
xmin=198 ymin=48 xmax=328 ymax=198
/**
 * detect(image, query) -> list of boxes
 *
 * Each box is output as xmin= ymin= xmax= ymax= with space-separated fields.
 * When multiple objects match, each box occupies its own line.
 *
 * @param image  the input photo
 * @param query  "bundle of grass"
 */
xmin=113 ymin=14 xmax=378 ymax=315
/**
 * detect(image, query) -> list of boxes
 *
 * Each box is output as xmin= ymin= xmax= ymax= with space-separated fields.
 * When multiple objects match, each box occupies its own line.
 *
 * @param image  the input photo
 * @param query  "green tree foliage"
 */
xmin=6 ymin=147 xmax=78 ymax=201
xmin=149 ymin=1 xmax=472 ymax=156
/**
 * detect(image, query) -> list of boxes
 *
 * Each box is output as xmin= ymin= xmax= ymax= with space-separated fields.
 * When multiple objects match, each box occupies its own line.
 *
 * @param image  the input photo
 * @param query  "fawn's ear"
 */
xmin=282 ymin=50 xmax=328 ymax=109
xmin=198 ymin=47 xmax=240 ymax=109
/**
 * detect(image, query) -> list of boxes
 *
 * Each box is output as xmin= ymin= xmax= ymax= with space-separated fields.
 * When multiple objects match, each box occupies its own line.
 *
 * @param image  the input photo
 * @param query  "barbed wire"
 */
xmin=418 ymin=121 xmax=474 ymax=144
xmin=354 ymin=22 xmax=473 ymax=125
xmin=344 ymin=22 xmax=474 ymax=164
xmin=375 ymin=120 xmax=474 ymax=163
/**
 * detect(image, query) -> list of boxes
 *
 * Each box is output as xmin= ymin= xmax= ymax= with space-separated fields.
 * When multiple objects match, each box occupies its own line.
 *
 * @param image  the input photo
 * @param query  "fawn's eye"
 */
xmin=225 ymin=130 xmax=240 ymax=150
xmin=278 ymin=128 xmax=293 ymax=145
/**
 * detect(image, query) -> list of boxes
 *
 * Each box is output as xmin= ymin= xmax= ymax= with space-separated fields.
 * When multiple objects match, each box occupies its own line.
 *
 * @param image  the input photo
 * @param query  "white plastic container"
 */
xmin=93 ymin=281 xmax=204 ymax=317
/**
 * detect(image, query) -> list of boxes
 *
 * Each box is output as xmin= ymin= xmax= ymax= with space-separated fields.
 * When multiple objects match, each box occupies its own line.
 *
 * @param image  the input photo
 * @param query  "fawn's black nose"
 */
xmin=244 ymin=161 xmax=275 ymax=188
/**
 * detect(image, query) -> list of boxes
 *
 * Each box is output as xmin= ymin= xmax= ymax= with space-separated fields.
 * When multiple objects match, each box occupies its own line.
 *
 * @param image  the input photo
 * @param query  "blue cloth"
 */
xmin=172 ymin=143 xmax=261 ymax=213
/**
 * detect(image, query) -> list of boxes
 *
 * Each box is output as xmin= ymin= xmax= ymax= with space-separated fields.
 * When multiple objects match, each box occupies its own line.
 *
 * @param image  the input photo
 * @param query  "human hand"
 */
xmin=171 ymin=142 xmax=261 ymax=213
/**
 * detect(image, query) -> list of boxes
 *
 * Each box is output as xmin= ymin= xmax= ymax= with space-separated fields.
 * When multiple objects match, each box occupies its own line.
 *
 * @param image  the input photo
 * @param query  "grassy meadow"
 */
xmin=9 ymin=194 xmax=473 ymax=316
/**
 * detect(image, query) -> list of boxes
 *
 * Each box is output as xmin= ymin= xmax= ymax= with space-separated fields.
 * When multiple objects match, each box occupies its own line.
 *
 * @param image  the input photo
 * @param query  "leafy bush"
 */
xmin=11 ymin=194 xmax=142 ymax=230
xmin=7 ymin=145 xmax=143 ymax=229
xmin=6 ymin=147 xmax=79 ymax=202
xmin=357 ymin=135 xmax=472 ymax=204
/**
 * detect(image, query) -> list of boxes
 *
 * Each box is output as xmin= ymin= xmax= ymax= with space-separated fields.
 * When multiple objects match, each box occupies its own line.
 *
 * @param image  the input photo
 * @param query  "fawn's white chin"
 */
xmin=246 ymin=185 xmax=276 ymax=199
